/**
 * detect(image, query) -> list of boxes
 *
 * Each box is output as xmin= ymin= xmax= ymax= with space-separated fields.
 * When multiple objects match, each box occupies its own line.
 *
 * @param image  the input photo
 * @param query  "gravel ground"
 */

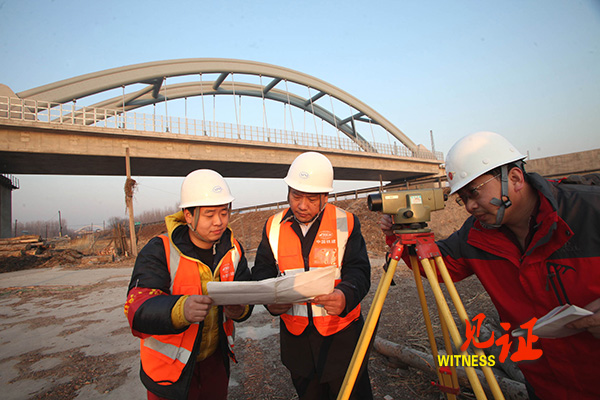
xmin=0 ymin=256 xmax=498 ymax=400
xmin=0 ymin=196 xmax=509 ymax=399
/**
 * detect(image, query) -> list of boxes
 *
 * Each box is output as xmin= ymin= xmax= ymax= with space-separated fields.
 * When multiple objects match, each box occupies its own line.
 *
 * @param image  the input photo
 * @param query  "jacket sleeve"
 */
xmin=435 ymin=219 xmax=476 ymax=282
xmin=336 ymin=214 xmax=371 ymax=314
xmin=124 ymin=237 xmax=187 ymax=337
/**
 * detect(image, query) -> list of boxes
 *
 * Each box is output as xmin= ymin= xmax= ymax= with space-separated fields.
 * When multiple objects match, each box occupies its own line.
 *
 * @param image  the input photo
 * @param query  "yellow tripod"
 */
xmin=337 ymin=232 xmax=505 ymax=400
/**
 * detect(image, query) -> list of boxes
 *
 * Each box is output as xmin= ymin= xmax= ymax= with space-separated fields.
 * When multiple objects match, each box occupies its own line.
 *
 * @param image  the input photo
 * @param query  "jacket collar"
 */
xmin=527 ymin=172 xmax=558 ymax=211
xmin=468 ymin=173 xmax=568 ymax=262
xmin=471 ymin=172 xmax=557 ymax=234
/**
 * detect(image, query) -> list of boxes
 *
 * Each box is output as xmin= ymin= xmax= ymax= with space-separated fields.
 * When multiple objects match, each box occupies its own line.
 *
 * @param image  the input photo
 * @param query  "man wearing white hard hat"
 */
xmin=380 ymin=131 xmax=600 ymax=400
xmin=253 ymin=152 xmax=373 ymax=400
xmin=125 ymin=169 xmax=252 ymax=400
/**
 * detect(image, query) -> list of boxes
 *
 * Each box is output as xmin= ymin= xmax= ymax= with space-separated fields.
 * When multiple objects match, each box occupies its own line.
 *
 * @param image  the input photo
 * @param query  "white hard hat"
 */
xmin=179 ymin=169 xmax=234 ymax=208
xmin=445 ymin=131 xmax=526 ymax=194
xmin=284 ymin=152 xmax=334 ymax=193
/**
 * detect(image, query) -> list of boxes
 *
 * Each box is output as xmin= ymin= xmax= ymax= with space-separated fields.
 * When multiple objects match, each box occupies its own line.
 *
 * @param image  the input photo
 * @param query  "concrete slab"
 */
xmin=0 ymin=267 xmax=132 ymax=289
xmin=0 ymin=264 xmax=280 ymax=399
xmin=0 ymin=266 xmax=145 ymax=399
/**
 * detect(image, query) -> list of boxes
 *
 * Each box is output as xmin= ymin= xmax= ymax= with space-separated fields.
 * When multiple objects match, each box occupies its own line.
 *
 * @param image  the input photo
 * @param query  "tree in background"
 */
xmin=13 ymin=219 xmax=71 ymax=238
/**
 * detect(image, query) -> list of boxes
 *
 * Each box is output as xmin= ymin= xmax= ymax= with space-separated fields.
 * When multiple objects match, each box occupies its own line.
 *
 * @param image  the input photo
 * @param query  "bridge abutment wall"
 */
xmin=0 ymin=176 xmax=16 ymax=238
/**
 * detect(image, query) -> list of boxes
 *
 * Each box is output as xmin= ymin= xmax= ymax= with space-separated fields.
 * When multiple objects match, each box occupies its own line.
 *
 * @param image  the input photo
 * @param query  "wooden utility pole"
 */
xmin=125 ymin=148 xmax=138 ymax=257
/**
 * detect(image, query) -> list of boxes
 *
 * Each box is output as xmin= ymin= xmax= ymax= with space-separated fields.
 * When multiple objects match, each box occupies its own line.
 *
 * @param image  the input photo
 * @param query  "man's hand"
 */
xmin=566 ymin=298 xmax=600 ymax=338
xmin=184 ymin=295 xmax=213 ymax=323
xmin=267 ymin=303 xmax=293 ymax=315
xmin=313 ymin=289 xmax=346 ymax=316
xmin=380 ymin=214 xmax=394 ymax=237
xmin=224 ymin=304 xmax=246 ymax=319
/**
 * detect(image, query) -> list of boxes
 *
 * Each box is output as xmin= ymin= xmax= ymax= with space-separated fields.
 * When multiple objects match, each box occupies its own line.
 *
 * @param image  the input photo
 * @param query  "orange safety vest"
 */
xmin=139 ymin=234 xmax=240 ymax=385
xmin=266 ymin=204 xmax=361 ymax=336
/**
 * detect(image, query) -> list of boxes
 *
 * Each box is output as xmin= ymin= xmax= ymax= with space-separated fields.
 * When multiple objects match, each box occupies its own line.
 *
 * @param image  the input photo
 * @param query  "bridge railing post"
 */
xmin=43 ymin=100 xmax=49 ymax=122
xmin=7 ymin=96 xmax=12 ymax=119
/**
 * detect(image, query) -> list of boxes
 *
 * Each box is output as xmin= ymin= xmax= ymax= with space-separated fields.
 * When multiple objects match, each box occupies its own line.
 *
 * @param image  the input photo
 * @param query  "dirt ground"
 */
xmin=0 ymin=194 xmax=510 ymax=400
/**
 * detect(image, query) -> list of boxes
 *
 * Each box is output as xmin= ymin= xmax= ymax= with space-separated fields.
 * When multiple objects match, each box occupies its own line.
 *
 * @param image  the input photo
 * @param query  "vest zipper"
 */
xmin=303 ymin=254 xmax=314 ymax=325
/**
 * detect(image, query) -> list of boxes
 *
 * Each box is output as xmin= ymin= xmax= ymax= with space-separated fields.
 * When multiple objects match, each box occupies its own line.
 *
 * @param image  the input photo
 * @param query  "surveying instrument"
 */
xmin=337 ymin=188 xmax=505 ymax=400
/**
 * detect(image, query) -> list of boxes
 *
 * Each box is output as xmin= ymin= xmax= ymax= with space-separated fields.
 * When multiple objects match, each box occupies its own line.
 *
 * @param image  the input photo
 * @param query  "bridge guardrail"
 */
xmin=0 ymin=96 xmax=444 ymax=161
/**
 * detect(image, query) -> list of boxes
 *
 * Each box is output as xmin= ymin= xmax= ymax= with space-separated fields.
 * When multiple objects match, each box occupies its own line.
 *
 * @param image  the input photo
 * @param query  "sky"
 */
xmin=1 ymin=0 xmax=599 ymax=230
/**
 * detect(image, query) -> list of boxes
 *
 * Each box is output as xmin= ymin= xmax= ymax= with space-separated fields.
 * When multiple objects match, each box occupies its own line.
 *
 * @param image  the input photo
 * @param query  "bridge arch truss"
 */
xmin=16 ymin=59 xmax=433 ymax=159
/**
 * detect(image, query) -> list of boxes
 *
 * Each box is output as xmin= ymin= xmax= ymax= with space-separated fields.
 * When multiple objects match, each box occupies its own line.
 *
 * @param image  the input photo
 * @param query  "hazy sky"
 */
xmin=1 ymin=0 xmax=599 ymax=230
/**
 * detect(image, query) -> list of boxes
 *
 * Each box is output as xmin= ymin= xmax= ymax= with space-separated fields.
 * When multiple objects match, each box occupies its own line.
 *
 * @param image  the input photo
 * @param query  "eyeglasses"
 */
xmin=455 ymin=175 xmax=499 ymax=206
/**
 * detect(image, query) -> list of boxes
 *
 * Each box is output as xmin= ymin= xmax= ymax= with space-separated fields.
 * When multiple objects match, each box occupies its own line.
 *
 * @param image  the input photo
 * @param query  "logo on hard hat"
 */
xmin=213 ymin=186 xmax=223 ymax=193
xmin=299 ymin=171 xmax=309 ymax=179
xmin=448 ymin=172 xmax=454 ymax=181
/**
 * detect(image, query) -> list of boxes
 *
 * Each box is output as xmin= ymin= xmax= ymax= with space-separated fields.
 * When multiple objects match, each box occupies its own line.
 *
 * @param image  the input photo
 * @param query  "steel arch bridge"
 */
xmin=15 ymin=58 xmax=423 ymax=156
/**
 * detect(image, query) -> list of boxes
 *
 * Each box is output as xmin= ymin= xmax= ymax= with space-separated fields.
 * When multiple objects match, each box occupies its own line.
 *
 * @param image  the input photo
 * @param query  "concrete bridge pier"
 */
xmin=0 ymin=175 xmax=18 ymax=238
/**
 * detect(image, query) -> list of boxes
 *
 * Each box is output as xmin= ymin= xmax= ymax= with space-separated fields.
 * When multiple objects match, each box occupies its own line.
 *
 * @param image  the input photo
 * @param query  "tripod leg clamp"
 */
xmin=414 ymin=235 xmax=441 ymax=260
xmin=431 ymin=366 xmax=460 ymax=395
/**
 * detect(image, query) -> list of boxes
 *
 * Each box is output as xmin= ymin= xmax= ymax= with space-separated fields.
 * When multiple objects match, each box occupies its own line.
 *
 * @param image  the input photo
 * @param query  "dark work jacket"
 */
xmin=252 ymin=207 xmax=371 ymax=381
xmin=437 ymin=173 xmax=600 ymax=400
xmin=126 ymin=221 xmax=252 ymax=400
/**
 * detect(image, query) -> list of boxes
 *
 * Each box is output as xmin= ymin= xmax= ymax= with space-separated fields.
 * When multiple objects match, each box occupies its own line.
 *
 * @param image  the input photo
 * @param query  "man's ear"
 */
xmin=183 ymin=208 xmax=193 ymax=224
xmin=508 ymin=167 xmax=526 ymax=192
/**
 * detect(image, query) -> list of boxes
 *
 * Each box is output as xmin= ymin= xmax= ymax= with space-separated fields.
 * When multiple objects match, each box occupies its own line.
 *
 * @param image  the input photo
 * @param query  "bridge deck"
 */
xmin=0 ymin=118 xmax=443 ymax=182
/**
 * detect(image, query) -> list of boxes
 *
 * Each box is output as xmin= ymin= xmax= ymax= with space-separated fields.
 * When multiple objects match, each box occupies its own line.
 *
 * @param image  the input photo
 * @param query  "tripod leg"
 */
xmin=337 ymin=252 xmax=401 ymax=400
xmin=430 ymin=261 xmax=460 ymax=398
xmin=410 ymin=256 xmax=445 ymax=380
xmin=434 ymin=256 xmax=505 ymax=400
xmin=420 ymin=257 xmax=489 ymax=400
xmin=411 ymin=254 xmax=459 ymax=399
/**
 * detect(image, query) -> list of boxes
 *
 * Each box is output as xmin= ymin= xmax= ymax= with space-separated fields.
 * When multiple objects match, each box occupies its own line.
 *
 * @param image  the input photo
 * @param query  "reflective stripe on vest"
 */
xmin=266 ymin=204 xmax=361 ymax=336
xmin=143 ymin=336 xmax=193 ymax=366
xmin=140 ymin=234 xmax=240 ymax=385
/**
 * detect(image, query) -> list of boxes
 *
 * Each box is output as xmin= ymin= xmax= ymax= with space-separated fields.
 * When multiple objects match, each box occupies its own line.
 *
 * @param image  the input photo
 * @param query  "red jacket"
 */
xmin=434 ymin=174 xmax=600 ymax=399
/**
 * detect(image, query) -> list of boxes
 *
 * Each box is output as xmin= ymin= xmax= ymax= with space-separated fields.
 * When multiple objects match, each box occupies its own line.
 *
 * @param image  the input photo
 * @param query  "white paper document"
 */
xmin=512 ymin=304 xmax=593 ymax=339
xmin=206 ymin=266 xmax=336 ymax=305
